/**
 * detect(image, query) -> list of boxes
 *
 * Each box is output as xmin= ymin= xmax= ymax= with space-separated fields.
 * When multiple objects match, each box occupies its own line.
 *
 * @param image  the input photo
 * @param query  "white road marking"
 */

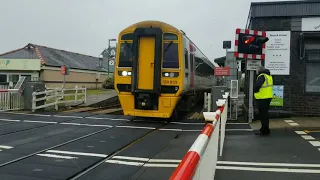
xmin=116 ymin=125 xmax=156 ymax=130
xmin=106 ymin=159 xmax=144 ymax=166
xmin=113 ymin=156 xmax=149 ymax=162
xmin=37 ymin=153 xmax=78 ymax=159
xmin=1 ymin=112 xmax=51 ymax=117
xmin=301 ymin=135 xmax=315 ymax=140
xmin=284 ymin=120 xmax=294 ymax=123
xmin=46 ymin=150 xmax=108 ymax=158
xmin=105 ymin=159 xmax=179 ymax=168
xmin=309 ymin=141 xmax=320 ymax=147
xmin=216 ymin=166 xmax=320 ymax=173
xmin=295 ymin=131 xmax=307 ymax=135
xmin=217 ymin=161 xmax=320 ymax=168
xmin=144 ymin=163 xmax=178 ymax=167
xmin=0 ymin=145 xmax=13 ymax=149
xmin=0 ymin=119 xmax=20 ymax=122
xmin=23 ymin=120 xmax=57 ymax=124
xmin=85 ymin=117 xmax=130 ymax=121
xmin=159 ymin=128 xmax=182 ymax=132
xmin=148 ymin=159 xmax=181 ymax=163
xmin=53 ymin=115 xmax=83 ymax=119
xmin=289 ymin=123 xmax=299 ymax=126
xmin=60 ymin=123 xmax=112 ymax=127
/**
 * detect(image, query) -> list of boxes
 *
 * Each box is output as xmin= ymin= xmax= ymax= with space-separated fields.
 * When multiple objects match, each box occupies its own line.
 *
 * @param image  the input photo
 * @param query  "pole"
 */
xmin=108 ymin=39 xmax=110 ymax=76
xmin=248 ymin=70 xmax=254 ymax=123
xmin=63 ymin=74 xmax=66 ymax=88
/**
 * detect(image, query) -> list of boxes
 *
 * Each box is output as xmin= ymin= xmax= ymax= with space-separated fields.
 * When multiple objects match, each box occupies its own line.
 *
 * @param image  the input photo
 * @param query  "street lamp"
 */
xmin=108 ymin=38 xmax=117 ymax=76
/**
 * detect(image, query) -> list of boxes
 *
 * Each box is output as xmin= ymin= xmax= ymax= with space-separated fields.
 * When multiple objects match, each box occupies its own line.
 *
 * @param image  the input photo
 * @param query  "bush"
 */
xmin=104 ymin=77 xmax=114 ymax=89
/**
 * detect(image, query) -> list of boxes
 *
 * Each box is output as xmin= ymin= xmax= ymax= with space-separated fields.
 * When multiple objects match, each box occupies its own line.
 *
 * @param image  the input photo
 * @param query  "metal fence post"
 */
xmin=75 ymin=85 xmax=78 ymax=103
xmin=32 ymin=92 xmax=36 ymax=112
xmin=84 ymin=88 xmax=87 ymax=104
xmin=55 ymin=89 xmax=58 ymax=110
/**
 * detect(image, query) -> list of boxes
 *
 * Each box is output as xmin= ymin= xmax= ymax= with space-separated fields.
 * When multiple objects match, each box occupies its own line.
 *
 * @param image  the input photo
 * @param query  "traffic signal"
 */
xmin=238 ymin=34 xmax=269 ymax=55
xmin=234 ymin=28 xmax=268 ymax=60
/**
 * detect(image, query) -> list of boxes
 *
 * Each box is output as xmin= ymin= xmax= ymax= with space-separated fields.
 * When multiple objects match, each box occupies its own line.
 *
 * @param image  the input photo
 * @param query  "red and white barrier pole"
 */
xmin=169 ymin=105 xmax=224 ymax=180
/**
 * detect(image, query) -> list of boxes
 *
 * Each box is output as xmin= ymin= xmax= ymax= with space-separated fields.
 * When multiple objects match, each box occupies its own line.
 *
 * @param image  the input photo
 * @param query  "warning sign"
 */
xmin=214 ymin=67 xmax=230 ymax=76
xmin=246 ymin=60 xmax=261 ymax=71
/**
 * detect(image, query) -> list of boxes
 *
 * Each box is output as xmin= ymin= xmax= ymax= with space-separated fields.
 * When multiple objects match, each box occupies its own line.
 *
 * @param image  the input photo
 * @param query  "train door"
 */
xmin=137 ymin=37 xmax=155 ymax=90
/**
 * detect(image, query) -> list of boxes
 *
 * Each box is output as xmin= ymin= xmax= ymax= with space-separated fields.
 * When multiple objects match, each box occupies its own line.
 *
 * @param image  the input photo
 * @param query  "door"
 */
xmin=138 ymin=37 xmax=155 ymax=90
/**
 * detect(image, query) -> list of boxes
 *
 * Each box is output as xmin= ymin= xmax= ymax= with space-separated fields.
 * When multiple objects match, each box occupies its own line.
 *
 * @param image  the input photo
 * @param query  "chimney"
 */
xmin=98 ymin=55 xmax=103 ymax=68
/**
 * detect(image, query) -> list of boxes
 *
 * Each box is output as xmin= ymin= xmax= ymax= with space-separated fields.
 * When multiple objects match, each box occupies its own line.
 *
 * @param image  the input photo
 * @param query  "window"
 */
xmin=305 ymin=39 xmax=320 ymax=93
xmin=184 ymin=49 xmax=189 ymax=69
xmin=119 ymin=42 xmax=133 ymax=67
xmin=8 ymin=74 xmax=19 ymax=83
xmin=0 ymin=74 xmax=7 ymax=83
xmin=163 ymin=43 xmax=179 ymax=68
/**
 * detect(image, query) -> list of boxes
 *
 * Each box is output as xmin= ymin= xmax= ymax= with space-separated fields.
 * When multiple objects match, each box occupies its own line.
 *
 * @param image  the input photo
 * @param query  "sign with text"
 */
xmin=0 ymin=59 xmax=41 ymax=71
xmin=270 ymin=85 xmax=284 ymax=107
xmin=246 ymin=60 xmax=261 ymax=71
xmin=214 ymin=67 xmax=230 ymax=76
xmin=265 ymin=31 xmax=291 ymax=75
xmin=302 ymin=17 xmax=320 ymax=31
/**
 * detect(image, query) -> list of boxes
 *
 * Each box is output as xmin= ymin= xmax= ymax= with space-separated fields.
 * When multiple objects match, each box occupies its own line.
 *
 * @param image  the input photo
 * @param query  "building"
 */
xmin=0 ymin=43 xmax=113 ymax=89
xmin=245 ymin=0 xmax=320 ymax=117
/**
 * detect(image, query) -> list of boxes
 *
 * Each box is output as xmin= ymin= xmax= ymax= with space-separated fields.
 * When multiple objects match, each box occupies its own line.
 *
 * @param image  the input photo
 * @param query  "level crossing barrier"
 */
xmin=0 ymin=88 xmax=23 ymax=111
xmin=170 ymin=92 xmax=229 ymax=180
xmin=32 ymin=85 xmax=87 ymax=112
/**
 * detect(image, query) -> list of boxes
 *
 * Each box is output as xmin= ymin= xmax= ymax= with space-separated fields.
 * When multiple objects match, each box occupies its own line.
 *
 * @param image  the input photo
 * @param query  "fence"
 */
xmin=169 ymin=91 xmax=229 ymax=180
xmin=32 ymin=86 xmax=87 ymax=112
xmin=0 ymin=89 xmax=23 ymax=111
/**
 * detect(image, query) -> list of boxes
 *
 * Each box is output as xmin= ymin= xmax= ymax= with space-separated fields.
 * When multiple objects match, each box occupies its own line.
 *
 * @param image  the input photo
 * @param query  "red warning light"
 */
xmin=245 ymin=36 xmax=255 ymax=44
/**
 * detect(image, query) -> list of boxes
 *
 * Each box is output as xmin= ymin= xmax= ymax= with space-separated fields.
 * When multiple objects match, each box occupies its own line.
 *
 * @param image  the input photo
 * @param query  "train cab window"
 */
xmin=184 ymin=49 xmax=189 ymax=69
xmin=163 ymin=42 xmax=179 ymax=68
xmin=164 ymin=33 xmax=178 ymax=40
xmin=119 ymin=43 xmax=133 ymax=67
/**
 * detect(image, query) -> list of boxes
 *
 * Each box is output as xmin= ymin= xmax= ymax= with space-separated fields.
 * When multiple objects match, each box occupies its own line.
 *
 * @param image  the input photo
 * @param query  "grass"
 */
xmin=45 ymin=89 xmax=110 ymax=104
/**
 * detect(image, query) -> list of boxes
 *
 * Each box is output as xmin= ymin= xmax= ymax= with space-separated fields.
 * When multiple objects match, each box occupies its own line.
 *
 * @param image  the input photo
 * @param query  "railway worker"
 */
xmin=254 ymin=66 xmax=273 ymax=136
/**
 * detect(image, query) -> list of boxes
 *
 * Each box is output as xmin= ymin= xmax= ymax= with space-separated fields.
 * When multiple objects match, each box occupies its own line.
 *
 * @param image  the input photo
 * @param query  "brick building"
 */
xmin=245 ymin=0 xmax=320 ymax=117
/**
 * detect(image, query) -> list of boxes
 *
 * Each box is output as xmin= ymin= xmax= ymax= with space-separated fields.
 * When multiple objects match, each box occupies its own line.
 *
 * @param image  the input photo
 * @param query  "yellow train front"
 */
xmin=114 ymin=20 xmax=218 ymax=118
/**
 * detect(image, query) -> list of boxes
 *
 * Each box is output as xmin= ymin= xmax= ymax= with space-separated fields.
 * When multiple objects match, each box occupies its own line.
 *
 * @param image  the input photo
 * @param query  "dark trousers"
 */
xmin=256 ymin=98 xmax=272 ymax=134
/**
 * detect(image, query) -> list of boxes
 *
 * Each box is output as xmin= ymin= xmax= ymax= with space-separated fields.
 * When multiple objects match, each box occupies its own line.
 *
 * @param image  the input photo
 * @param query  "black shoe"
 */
xmin=255 ymin=131 xmax=270 ymax=136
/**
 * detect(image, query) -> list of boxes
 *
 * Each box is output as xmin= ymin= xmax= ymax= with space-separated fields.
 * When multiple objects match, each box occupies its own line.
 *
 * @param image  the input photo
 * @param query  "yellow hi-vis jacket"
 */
xmin=254 ymin=73 xmax=273 ymax=99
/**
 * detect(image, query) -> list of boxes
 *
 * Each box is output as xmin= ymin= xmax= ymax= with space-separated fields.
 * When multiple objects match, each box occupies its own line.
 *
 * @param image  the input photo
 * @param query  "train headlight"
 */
xmin=122 ymin=71 xmax=128 ymax=76
xmin=128 ymin=72 xmax=132 ymax=76
xmin=164 ymin=73 xmax=169 ymax=77
xmin=170 ymin=73 xmax=174 ymax=77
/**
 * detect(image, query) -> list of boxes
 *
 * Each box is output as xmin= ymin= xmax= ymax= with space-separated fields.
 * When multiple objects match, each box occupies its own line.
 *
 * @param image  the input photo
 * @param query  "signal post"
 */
xmin=234 ymin=28 xmax=269 ymax=123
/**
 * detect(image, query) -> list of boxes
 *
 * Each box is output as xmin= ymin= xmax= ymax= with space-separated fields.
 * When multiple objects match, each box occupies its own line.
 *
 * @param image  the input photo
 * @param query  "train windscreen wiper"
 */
xmin=164 ymin=41 xmax=173 ymax=53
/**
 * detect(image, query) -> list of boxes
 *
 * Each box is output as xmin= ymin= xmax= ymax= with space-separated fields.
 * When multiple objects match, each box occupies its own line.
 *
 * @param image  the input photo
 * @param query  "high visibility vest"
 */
xmin=254 ymin=73 xmax=273 ymax=99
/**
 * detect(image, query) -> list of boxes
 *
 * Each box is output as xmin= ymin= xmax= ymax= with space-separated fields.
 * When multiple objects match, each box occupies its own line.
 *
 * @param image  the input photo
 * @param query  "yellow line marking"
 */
xmin=304 ymin=130 xmax=320 ymax=133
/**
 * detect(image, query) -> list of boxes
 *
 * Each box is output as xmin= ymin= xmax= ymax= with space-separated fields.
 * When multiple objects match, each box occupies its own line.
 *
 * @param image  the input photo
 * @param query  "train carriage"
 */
xmin=114 ymin=20 xmax=220 ymax=118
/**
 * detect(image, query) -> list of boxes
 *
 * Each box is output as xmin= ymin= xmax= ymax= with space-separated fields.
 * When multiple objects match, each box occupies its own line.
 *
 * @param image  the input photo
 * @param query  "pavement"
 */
xmin=215 ymin=117 xmax=320 ymax=180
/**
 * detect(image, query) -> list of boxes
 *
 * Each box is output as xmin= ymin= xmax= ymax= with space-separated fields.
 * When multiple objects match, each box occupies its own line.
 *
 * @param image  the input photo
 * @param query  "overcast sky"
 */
xmin=0 ymin=0 xmax=294 ymax=62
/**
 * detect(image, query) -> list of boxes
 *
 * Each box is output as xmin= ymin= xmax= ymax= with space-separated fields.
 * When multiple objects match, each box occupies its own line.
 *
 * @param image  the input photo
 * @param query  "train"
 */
xmin=114 ymin=20 xmax=220 ymax=119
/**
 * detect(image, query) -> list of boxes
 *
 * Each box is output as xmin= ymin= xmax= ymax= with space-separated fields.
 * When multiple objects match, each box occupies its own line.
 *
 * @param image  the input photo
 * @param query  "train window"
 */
xmin=184 ymin=49 xmax=189 ymax=69
xmin=163 ymin=42 xmax=179 ymax=68
xmin=119 ymin=43 xmax=133 ymax=67
xmin=164 ymin=33 xmax=178 ymax=40
xmin=121 ymin=33 xmax=134 ymax=40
